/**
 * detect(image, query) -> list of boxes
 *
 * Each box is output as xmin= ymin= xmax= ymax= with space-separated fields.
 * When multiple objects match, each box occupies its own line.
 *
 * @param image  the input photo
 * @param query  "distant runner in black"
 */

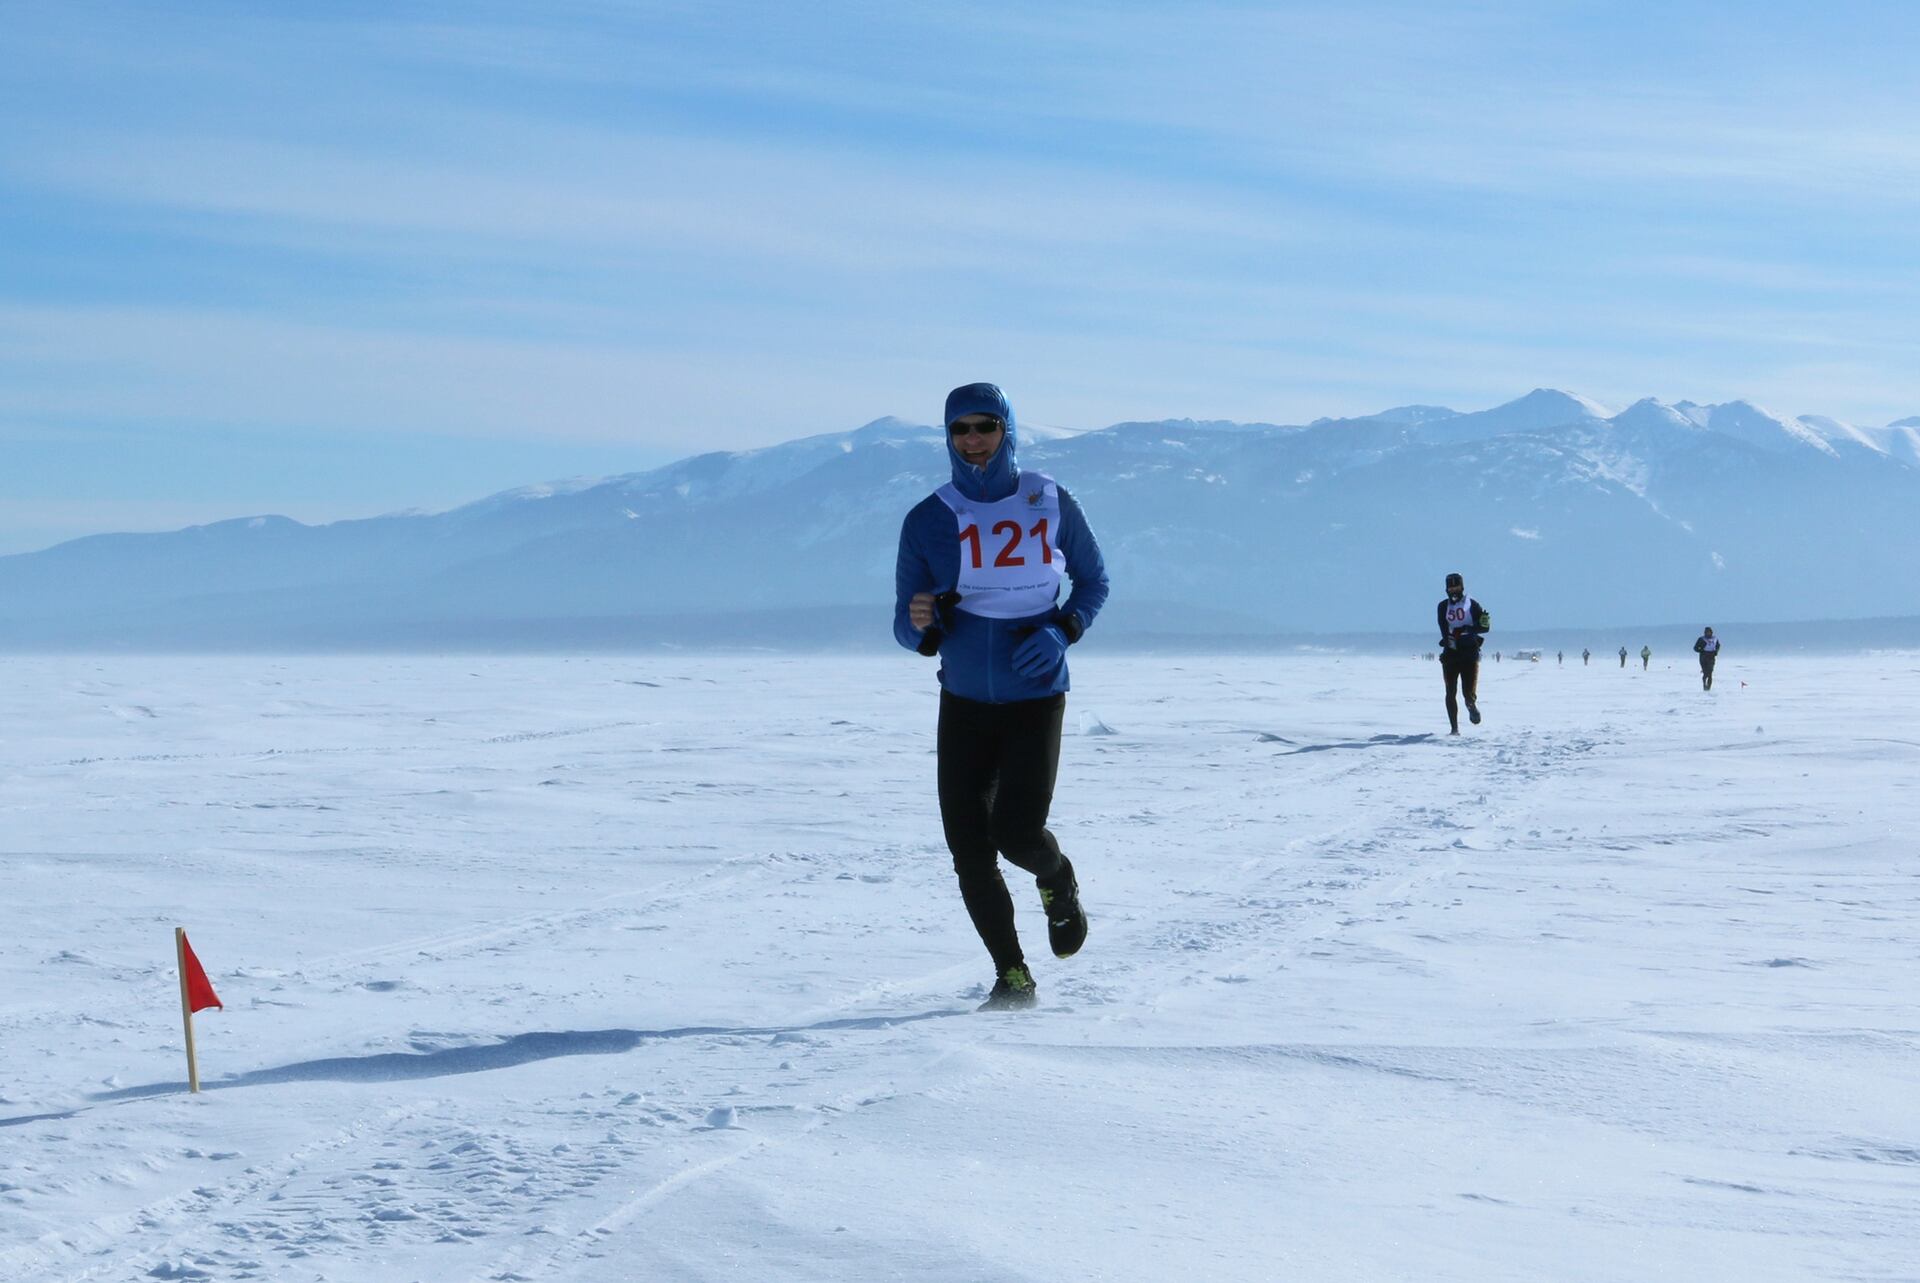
xmin=1693 ymin=626 xmax=1720 ymax=690
xmin=1619 ymin=646 xmax=1628 ymax=668
xmin=1640 ymin=644 xmax=1652 ymax=671
xmin=1557 ymin=650 xmax=1564 ymax=667
xmin=1582 ymin=648 xmax=1591 ymax=666
xmin=1436 ymin=572 xmax=1490 ymax=735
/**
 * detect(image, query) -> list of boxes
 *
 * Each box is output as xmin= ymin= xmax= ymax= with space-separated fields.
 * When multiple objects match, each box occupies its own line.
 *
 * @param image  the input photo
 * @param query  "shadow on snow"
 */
xmin=0 ymin=1007 xmax=966 ymax=1122
xmin=1279 ymin=732 xmax=1437 ymax=754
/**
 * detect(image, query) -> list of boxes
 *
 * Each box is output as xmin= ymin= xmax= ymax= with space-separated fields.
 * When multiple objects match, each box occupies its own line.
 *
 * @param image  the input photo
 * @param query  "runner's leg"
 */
xmin=937 ymin=692 xmax=1024 ymax=972
xmin=987 ymin=694 xmax=1068 ymax=883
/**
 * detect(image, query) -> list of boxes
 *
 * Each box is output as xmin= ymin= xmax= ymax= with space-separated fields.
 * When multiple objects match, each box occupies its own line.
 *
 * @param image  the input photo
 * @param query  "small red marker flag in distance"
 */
xmin=180 ymin=931 xmax=223 ymax=1012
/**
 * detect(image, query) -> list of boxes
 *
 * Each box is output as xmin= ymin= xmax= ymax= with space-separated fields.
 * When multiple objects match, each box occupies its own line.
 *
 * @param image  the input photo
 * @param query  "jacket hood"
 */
xmin=944 ymin=382 xmax=1019 ymax=502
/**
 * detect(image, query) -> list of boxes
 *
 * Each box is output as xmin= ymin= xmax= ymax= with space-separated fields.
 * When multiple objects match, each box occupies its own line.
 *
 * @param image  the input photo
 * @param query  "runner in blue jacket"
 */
xmin=894 ymin=382 xmax=1110 ymax=1009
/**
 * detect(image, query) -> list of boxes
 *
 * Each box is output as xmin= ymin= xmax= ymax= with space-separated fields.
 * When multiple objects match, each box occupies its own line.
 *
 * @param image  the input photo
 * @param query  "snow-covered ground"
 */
xmin=2 ymin=652 xmax=1916 ymax=1282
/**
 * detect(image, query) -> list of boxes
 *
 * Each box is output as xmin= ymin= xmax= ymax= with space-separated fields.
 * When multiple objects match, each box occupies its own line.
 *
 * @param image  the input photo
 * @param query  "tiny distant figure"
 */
xmin=1436 ymin=571 xmax=1490 ymax=735
xmin=895 ymin=381 xmax=1109 ymax=1012
xmin=1693 ymin=626 xmax=1720 ymax=690
xmin=1557 ymin=650 xmax=1564 ymax=666
xmin=1582 ymin=648 xmax=1591 ymax=666
xmin=1619 ymin=646 xmax=1628 ymax=668
xmin=1640 ymin=644 xmax=1652 ymax=671
xmin=1495 ymin=650 xmax=1501 ymax=663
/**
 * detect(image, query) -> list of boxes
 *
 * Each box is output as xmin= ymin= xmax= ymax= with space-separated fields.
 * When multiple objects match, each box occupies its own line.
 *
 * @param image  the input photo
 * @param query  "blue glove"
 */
xmin=1012 ymin=623 xmax=1069 ymax=678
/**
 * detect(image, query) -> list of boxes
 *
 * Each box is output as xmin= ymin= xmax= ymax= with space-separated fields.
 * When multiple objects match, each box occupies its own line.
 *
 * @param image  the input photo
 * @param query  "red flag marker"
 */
xmin=175 ymin=928 xmax=222 ymax=1092
xmin=180 ymin=931 xmax=222 ymax=1012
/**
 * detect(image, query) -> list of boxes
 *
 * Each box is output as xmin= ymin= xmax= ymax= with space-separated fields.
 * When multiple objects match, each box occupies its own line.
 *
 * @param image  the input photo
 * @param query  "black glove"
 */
xmin=916 ymin=592 xmax=964 ymax=657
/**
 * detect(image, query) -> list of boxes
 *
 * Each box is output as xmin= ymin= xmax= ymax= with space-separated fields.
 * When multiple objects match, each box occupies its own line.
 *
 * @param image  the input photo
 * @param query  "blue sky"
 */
xmin=4 ymin=0 xmax=1918 ymax=554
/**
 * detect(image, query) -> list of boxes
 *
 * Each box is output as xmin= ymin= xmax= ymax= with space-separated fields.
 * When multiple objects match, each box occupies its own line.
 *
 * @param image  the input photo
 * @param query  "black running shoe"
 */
xmin=1039 ymin=869 xmax=1088 ymax=959
xmin=1466 ymin=701 xmax=1481 ymax=725
xmin=978 ymin=963 xmax=1038 ymax=1011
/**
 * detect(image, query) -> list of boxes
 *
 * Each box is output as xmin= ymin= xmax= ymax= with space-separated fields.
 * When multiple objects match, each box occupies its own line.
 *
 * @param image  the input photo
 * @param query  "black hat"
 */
xmin=1445 ymin=572 xmax=1464 ymax=589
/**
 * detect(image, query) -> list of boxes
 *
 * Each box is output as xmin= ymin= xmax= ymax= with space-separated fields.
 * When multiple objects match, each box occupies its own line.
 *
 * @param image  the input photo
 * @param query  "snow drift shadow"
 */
xmin=1280 ymin=733 xmax=1436 ymax=754
xmin=78 ymin=1007 xmax=966 ymax=1104
xmin=0 ymin=1108 xmax=81 ymax=1128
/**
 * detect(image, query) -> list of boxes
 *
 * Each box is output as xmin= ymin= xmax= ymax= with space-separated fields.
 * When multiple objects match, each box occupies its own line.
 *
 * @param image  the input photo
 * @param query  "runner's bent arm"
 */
xmin=1052 ymin=488 xmax=1110 ymax=642
xmin=894 ymin=500 xmax=945 ymax=654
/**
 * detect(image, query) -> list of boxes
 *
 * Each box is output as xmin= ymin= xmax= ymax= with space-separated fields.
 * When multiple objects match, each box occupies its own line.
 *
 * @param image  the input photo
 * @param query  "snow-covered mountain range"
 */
xmin=4 ymin=390 xmax=1917 ymax=648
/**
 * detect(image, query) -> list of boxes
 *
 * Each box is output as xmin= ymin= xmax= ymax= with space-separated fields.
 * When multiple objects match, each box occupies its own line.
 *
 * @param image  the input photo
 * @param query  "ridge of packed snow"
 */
xmin=1796 ymin=414 xmax=1884 ymax=454
xmin=1609 ymin=398 xmax=1705 ymax=434
xmin=1409 ymin=388 xmax=1614 ymax=446
xmin=1696 ymin=399 xmax=1837 ymax=457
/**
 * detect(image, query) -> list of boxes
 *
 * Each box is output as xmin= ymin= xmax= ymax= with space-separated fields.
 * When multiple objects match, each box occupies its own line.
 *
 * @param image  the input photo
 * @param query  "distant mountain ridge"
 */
xmin=3 ymin=390 xmax=1917 ymax=648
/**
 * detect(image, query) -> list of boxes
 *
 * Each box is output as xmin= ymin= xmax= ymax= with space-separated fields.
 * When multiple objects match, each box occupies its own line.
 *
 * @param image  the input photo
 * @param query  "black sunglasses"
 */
xmin=948 ymin=417 xmax=1005 ymax=438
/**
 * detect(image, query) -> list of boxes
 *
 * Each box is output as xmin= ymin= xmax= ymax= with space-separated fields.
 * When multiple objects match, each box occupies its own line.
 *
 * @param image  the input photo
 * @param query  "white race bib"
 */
xmin=1700 ymin=637 xmax=1720 ymax=654
xmin=936 ymin=473 xmax=1065 ymax=619
xmin=1444 ymin=599 xmax=1473 ymax=631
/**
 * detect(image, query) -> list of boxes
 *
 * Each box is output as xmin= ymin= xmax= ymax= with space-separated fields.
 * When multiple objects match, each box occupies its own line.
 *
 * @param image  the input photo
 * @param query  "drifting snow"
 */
xmin=2 ymin=654 xmax=1917 ymax=1281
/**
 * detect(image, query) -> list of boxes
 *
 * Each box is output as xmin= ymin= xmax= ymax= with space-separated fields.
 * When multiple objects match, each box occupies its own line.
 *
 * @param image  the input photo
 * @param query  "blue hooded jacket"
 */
xmin=893 ymin=383 xmax=1110 ymax=703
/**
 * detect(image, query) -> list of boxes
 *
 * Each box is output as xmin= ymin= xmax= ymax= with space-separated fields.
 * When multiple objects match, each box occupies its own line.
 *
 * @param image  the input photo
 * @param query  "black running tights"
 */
xmin=1441 ymin=650 xmax=1479 ymax=731
xmin=937 ymin=690 xmax=1068 ymax=972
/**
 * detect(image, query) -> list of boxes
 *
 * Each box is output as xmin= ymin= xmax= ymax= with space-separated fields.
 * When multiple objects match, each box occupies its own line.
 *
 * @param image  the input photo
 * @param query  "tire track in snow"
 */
xmin=305 ymin=850 xmax=773 ymax=974
xmin=1073 ymin=725 xmax=1606 ymax=1010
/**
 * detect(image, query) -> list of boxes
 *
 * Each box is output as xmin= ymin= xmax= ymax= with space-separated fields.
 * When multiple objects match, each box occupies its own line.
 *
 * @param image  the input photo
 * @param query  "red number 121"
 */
xmin=959 ymin=519 xmax=1052 ymax=569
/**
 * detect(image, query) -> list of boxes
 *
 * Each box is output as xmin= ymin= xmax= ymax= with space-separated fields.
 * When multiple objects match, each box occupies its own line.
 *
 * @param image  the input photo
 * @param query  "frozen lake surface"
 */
xmin=2 ymin=652 xmax=1917 ymax=1281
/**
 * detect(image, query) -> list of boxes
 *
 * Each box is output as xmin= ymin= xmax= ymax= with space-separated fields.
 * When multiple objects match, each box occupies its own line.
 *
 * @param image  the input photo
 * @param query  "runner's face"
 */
xmin=949 ymin=415 xmax=1004 ymax=466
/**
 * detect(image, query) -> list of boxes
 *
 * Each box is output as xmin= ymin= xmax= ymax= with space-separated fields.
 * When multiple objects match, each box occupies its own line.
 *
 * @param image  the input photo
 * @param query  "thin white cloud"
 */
xmin=9 ymin=120 xmax=1345 ymax=275
xmin=0 ymin=301 xmax=969 ymax=446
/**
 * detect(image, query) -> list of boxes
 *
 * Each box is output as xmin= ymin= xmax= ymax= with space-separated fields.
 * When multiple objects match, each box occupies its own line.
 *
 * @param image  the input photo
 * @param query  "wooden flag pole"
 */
xmin=175 ymin=927 xmax=201 ymax=1094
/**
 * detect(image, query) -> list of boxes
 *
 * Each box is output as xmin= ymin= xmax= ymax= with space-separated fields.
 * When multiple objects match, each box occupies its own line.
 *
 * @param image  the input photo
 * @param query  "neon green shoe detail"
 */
xmin=979 ymin=963 xmax=1037 ymax=1010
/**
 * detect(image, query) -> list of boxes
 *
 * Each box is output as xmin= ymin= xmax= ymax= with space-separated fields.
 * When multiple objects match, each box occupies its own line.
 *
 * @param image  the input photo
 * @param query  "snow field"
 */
xmin=1 ymin=653 xmax=1916 ymax=1281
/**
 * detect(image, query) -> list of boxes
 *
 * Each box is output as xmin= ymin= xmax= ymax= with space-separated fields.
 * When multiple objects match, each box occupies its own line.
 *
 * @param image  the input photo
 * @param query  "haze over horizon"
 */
xmin=6 ymin=386 xmax=1918 ymax=649
xmin=9 ymin=384 xmax=1920 ymax=556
